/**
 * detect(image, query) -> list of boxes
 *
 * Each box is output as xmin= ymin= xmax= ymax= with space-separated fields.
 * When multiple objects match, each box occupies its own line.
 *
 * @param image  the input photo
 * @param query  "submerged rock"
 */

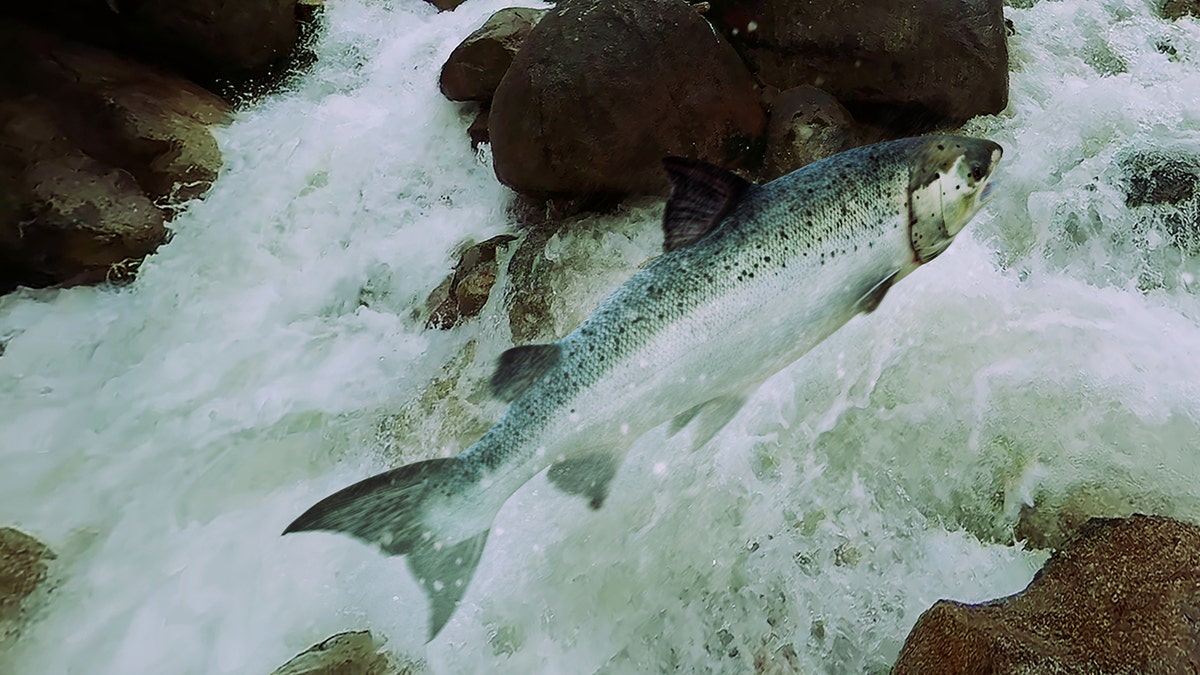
xmin=0 ymin=20 xmax=231 ymax=292
xmin=762 ymin=86 xmax=862 ymax=180
xmin=426 ymin=235 xmax=517 ymax=329
xmin=489 ymin=0 xmax=766 ymax=196
xmin=893 ymin=515 xmax=1200 ymax=674
xmin=707 ymin=0 xmax=1008 ymax=128
xmin=1120 ymin=151 xmax=1200 ymax=208
xmin=1161 ymin=0 xmax=1200 ymax=21
xmin=1117 ymin=150 xmax=1200 ymax=255
xmin=1013 ymin=484 xmax=1141 ymax=551
xmin=271 ymin=631 xmax=415 ymax=675
xmin=0 ymin=527 xmax=55 ymax=638
xmin=440 ymin=8 xmax=545 ymax=103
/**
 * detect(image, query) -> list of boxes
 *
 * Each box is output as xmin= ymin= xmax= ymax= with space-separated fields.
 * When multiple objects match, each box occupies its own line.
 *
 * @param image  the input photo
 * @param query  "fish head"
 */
xmin=907 ymin=136 xmax=1003 ymax=263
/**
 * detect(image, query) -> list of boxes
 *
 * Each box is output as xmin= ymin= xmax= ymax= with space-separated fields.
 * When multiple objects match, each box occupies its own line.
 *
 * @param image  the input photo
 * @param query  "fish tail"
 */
xmin=284 ymin=456 xmax=494 ymax=641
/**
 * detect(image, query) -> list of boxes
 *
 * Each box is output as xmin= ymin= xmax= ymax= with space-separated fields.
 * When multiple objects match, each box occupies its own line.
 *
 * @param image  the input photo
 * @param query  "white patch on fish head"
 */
xmin=908 ymin=137 xmax=1003 ymax=263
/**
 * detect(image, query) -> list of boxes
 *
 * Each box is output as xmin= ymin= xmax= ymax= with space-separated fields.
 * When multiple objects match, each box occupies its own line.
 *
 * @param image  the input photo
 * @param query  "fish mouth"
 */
xmin=979 ymin=175 xmax=998 ymax=203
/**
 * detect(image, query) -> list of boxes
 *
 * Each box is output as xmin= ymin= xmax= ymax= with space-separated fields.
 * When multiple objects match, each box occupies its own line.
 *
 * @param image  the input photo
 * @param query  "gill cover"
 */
xmin=908 ymin=137 xmax=1002 ymax=263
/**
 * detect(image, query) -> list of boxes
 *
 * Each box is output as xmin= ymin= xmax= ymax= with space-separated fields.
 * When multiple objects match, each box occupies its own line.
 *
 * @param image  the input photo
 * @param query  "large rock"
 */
xmin=489 ymin=0 xmax=766 ymax=196
xmin=440 ymin=8 xmax=545 ymax=102
xmin=2 ymin=0 xmax=297 ymax=83
xmin=0 ymin=527 xmax=55 ymax=638
xmin=892 ymin=515 xmax=1200 ymax=674
xmin=707 ymin=0 xmax=1008 ymax=126
xmin=0 ymin=20 xmax=231 ymax=292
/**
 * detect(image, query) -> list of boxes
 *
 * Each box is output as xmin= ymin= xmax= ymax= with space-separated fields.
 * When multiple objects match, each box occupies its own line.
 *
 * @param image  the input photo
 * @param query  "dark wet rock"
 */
xmin=0 ymin=527 xmax=55 ymax=638
xmin=296 ymin=0 xmax=324 ymax=24
xmin=706 ymin=0 xmax=1008 ymax=129
xmin=4 ymin=0 xmax=297 ymax=83
xmin=440 ymin=8 xmax=545 ymax=103
xmin=762 ymin=86 xmax=861 ymax=180
xmin=426 ymin=0 xmax=468 ymax=11
xmin=490 ymin=0 xmax=766 ymax=196
xmin=426 ymin=235 xmax=518 ymax=329
xmin=0 ymin=20 xmax=230 ymax=292
xmin=1161 ymin=0 xmax=1200 ymax=21
xmin=893 ymin=515 xmax=1200 ymax=674
xmin=469 ymin=108 xmax=490 ymax=149
xmin=271 ymin=631 xmax=416 ymax=675
xmin=122 ymin=0 xmax=298 ymax=81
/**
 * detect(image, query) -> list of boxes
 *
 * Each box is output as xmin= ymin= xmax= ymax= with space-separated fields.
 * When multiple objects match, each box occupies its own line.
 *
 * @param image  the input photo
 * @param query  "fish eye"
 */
xmin=968 ymin=163 xmax=985 ymax=181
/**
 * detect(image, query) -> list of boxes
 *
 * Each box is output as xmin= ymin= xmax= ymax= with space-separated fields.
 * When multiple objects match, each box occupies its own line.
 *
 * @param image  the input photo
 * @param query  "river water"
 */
xmin=3 ymin=0 xmax=1200 ymax=673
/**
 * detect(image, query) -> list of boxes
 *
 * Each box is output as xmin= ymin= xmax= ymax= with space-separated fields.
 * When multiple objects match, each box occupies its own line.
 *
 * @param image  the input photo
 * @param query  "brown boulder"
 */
xmin=0 ymin=527 xmax=55 ymax=638
xmin=762 ymin=86 xmax=862 ymax=180
xmin=489 ymin=0 xmax=766 ymax=196
xmin=708 ymin=0 xmax=1008 ymax=126
xmin=440 ymin=8 xmax=545 ymax=102
xmin=893 ymin=515 xmax=1200 ymax=674
xmin=0 ymin=20 xmax=231 ymax=292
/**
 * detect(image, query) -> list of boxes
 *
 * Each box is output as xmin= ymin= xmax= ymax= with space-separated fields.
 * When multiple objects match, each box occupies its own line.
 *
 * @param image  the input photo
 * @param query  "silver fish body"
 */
xmin=286 ymin=135 xmax=1003 ymax=639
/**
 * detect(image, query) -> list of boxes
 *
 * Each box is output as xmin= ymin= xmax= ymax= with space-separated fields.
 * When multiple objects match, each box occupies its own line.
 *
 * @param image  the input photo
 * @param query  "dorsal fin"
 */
xmin=661 ymin=157 xmax=753 ymax=252
xmin=490 ymin=344 xmax=561 ymax=402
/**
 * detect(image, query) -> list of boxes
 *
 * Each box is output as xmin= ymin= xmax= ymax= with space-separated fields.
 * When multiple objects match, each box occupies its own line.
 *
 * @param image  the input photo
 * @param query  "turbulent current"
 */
xmin=4 ymin=0 xmax=1200 ymax=672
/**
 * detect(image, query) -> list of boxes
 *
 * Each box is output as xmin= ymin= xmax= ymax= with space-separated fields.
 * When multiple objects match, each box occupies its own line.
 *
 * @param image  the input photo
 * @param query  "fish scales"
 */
xmin=480 ymin=142 xmax=920 ymax=474
xmin=285 ymin=135 xmax=1003 ymax=640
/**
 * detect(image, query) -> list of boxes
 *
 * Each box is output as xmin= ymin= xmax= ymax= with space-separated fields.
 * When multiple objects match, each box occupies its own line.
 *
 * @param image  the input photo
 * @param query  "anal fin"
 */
xmin=547 ymin=451 xmax=623 ymax=510
xmin=406 ymin=530 xmax=489 ymax=641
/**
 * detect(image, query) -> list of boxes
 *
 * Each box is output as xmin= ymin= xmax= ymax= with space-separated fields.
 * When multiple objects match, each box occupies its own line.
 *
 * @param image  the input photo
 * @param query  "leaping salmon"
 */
xmin=284 ymin=135 xmax=1003 ymax=640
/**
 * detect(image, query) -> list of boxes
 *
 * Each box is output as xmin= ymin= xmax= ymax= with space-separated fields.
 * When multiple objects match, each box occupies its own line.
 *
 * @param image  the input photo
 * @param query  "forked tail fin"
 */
xmin=284 ymin=457 xmax=492 ymax=641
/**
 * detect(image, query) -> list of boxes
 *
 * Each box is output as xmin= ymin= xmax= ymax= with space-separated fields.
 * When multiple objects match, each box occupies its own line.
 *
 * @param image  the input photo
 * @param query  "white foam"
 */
xmin=3 ymin=0 xmax=1200 ymax=672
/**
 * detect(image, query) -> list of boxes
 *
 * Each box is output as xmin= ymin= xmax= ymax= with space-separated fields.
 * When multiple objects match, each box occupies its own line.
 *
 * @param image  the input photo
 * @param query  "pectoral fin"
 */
xmin=669 ymin=394 xmax=748 ymax=451
xmin=490 ymin=344 xmax=561 ymax=402
xmin=855 ymin=270 xmax=901 ymax=314
xmin=547 ymin=450 xmax=625 ymax=510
